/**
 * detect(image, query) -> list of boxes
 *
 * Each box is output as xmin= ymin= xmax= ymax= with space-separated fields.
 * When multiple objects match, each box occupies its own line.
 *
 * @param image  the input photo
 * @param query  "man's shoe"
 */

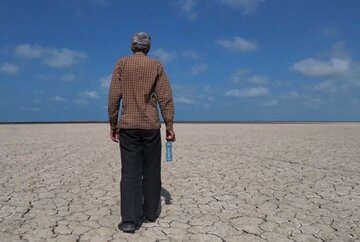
xmin=143 ymin=217 xmax=156 ymax=223
xmin=118 ymin=222 xmax=137 ymax=233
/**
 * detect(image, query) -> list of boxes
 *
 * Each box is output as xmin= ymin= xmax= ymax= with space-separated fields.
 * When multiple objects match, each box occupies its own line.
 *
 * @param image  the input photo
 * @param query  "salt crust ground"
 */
xmin=0 ymin=123 xmax=359 ymax=242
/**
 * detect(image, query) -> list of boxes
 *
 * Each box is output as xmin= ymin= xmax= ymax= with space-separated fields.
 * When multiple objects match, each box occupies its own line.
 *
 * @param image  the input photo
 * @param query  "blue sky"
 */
xmin=1 ymin=0 xmax=360 ymax=122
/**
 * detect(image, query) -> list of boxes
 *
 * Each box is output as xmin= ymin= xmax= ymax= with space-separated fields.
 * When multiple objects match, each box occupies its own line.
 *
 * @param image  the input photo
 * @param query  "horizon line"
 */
xmin=1 ymin=120 xmax=360 ymax=125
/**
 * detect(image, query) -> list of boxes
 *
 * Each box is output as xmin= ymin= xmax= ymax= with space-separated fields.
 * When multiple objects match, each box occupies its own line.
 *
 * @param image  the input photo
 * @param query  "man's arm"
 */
xmin=108 ymin=60 xmax=122 ymax=141
xmin=155 ymin=63 xmax=175 ymax=141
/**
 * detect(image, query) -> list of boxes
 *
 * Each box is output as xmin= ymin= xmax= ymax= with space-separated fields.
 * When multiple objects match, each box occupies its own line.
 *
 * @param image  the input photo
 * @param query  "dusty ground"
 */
xmin=0 ymin=123 xmax=359 ymax=242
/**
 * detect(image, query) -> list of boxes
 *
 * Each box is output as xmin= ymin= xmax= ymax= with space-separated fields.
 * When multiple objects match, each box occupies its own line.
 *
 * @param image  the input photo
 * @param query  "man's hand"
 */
xmin=110 ymin=128 xmax=119 ymax=142
xmin=166 ymin=130 xmax=176 ymax=142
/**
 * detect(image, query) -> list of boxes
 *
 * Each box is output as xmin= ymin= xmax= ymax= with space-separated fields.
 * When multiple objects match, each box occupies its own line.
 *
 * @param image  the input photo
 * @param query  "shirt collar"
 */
xmin=133 ymin=52 xmax=146 ymax=57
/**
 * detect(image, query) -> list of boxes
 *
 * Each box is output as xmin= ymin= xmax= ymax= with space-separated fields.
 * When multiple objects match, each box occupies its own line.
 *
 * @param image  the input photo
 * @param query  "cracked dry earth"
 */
xmin=0 ymin=123 xmax=359 ymax=242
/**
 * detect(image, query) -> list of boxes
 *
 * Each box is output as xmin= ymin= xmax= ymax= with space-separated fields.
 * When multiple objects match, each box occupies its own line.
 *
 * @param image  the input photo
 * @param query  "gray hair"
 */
xmin=131 ymin=32 xmax=151 ymax=53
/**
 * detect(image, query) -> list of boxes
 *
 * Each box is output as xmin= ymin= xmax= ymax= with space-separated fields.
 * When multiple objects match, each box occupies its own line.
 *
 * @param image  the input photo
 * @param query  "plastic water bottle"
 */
xmin=166 ymin=141 xmax=172 ymax=162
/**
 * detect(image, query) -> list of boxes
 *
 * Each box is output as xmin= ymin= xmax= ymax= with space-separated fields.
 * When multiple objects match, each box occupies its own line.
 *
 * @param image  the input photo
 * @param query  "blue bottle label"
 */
xmin=166 ymin=141 xmax=172 ymax=162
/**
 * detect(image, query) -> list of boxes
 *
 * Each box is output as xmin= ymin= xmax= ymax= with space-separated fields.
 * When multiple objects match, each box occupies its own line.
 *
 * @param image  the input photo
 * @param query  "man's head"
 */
xmin=131 ymin=32 xmax=151 ymax=54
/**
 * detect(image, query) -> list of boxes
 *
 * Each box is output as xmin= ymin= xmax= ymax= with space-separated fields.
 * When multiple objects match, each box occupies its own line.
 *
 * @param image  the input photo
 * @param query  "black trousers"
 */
xmin=119 ymin=129 xmax=161 ymax=223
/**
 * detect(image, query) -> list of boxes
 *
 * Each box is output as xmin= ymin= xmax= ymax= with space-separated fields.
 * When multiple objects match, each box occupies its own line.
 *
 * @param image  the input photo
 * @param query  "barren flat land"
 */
xmin=0 ymin=123 xmax=359 ymax=242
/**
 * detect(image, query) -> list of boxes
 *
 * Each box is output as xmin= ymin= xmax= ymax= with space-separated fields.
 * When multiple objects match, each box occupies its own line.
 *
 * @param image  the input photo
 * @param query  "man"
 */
xmin=108 ymin=32 xmax=175 ymax=233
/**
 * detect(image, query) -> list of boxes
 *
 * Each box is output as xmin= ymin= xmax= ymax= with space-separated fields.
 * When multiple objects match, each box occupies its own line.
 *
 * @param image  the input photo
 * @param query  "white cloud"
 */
xmin=191 ymin=63 xmax=208 ymax=75
xmin=45 ymin=49 xmax=86 ymax=68
xmin=0 ymin=63 xmax=19 ymax=75
xmin=219 ymin=0 xmax=265 ymax=14
xmin=313 ymin=80 xmax=337 ymax=93
xmin=225 ymin=89 xmax=241 ymax=97
xmin=217 ymin=37 xmax=257 ymax=53
xmin=225 ymin=87 xmax=268 ymax=97
xmin=61 ymin=74 xmax=76 ymax=82
xmin=176 ymin=0 xmax=199 ymax=19
xmin=53 ymin=96 xmax=66 ymax=102
xmin=15 ymin=44 xmax=87 ymax=68
xmin=152 ymin=48 xmax=177 ymax=64
xmin=292 ymin=43 xmax=360 ymax=87
xmin=247 ymin=75 xmax=268 ymax=85
xmin=75 ymin=90 xmax=98 ymax=105
xmin=231 ymin=69 xmax=249 ymax=83
xmin=176 ymin=0 xmax=263 ymax=19
xmin=15 ymin=44 xmax=43 ymax=59
xmin=79 ymin=91 xmax=98 ymax=99
xmin=292 ymin=58 xmax=350 ymax=77
xmin=242 ymin=87 xmax=268 ymax=97
xmin=230 ymin=69 xmax=267 ymax=85
xmin=174 ymin=97 xmax=196 ymax=104
xmin=100 ymin=74 xmax=112 ymax=88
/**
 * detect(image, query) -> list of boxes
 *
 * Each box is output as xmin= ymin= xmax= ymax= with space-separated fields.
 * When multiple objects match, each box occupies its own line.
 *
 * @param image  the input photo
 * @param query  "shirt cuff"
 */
xmin=165 ymin=121 xmax=173 ymax=131
xmin=110 ymin=123 xmax=120 ymax=132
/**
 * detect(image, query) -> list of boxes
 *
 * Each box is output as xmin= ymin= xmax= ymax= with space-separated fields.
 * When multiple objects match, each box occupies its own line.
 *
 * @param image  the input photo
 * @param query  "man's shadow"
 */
xmin=156 ymin=187 xmax=172 ymax=218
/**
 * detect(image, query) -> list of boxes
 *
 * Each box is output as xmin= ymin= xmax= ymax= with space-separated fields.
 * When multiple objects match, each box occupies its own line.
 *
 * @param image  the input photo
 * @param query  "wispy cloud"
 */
xmin=292 ymin=58 xmax=350 ymax=77
xmin=219 ymin=0 xmax=265 ymax=14
xmin=79 ymin=91 xmax=98 ymax=99
xmin=100 ymin=74 xmax=111 ymax=88
xmin=183 ymin=50 xmax=199 ymax=60
xmin=217 ymin=37 xmax=257 ymax=53
xmin=176 ymin=0 xmax=199 ymax=20
xmin=326 ymin=42 xmax=350 ymax=59
xmin=230 ymin=69 xmax=249 ymax=83
xmin=15 ymin=44 xmax=87 ymax=68
xmin=152 ymin=48 xmax=177 ymax=64
xmin=247 ymin=75 xmax=268 ymax=85
xmin=15 ymin=44 xmax=43 ymax=58
xmin=75 ymin=90 xmax=98 ymax=105
xmin=312 ymin=80 xmax=337 ymax=93
xmin=225 ymin=87 xmax=268 ymax=97
xmin=0 ymin=63 xmax=19 ymax=75
xmin=53 ymin=95 xmax=66 ymax=102
xmin=61 ymin=74 xmax=76 ymax=82
xmin=176 ymin=0 xmax=264 ymax=19
xmin=191 ymin=63 xmax=208 ymax=75
xmin=231 ymin=69 xmax=267 ymax=85
xmin=174 ymin=97 xmax=196 ymax=104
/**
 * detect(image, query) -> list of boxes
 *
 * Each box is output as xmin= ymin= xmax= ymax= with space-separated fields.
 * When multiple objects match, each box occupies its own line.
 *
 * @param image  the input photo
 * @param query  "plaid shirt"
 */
xmin=108 ymin=52 xmax=174 ymax=131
